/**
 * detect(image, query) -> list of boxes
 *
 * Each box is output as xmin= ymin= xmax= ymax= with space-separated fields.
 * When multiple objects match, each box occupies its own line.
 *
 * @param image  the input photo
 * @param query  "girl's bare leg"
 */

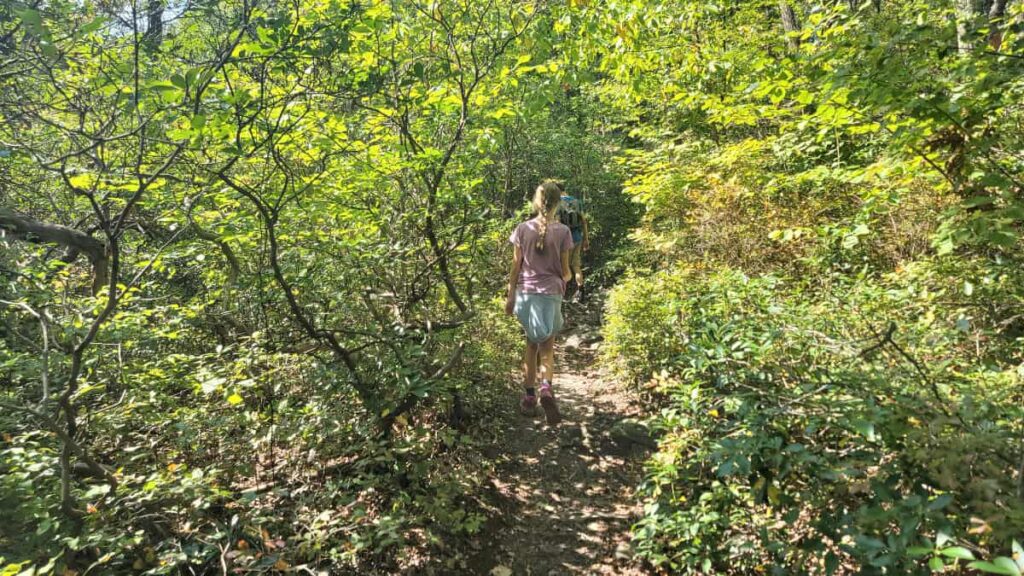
xmin=539 ymin=336 xmax=555 ymax=384
xmin=537 ymin=335 xmax=562 ymax=424
xmin=524 ymin=340 xmax=539 ymax=389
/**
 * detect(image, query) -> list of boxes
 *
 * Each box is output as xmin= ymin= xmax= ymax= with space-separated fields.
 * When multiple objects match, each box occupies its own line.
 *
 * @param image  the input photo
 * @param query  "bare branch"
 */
xmin=0 ymin=206 xmax=108 ymax=293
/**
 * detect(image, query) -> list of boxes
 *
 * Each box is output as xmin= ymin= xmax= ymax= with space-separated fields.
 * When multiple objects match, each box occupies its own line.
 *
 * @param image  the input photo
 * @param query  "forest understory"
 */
xmin=3 ymin=0 xmax=1024 ymax=575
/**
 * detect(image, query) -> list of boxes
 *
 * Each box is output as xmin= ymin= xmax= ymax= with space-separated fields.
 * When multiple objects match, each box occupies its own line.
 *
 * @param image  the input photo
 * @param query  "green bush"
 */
xmin=605 ymin=262 xmax=1024 ymax=574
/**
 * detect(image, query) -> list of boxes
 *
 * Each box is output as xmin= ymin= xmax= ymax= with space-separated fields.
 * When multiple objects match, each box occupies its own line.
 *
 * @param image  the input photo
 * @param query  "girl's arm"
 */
xmin=505 ymin=244 xmax=523 ymax=315
xmin=561 ymin=249 xmax=571 ymax=283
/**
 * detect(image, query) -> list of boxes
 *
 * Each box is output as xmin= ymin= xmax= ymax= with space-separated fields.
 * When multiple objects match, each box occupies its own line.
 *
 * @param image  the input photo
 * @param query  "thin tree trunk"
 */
xmin=143 ymin=0 xmax=164 ymax=50
xmin=779 ymin=1 xmax=801 ymax=51
xmin=988 ymin=0 xmax=1008 ymax=49
xmin=956 ymin=0 xmax=977 ymax=53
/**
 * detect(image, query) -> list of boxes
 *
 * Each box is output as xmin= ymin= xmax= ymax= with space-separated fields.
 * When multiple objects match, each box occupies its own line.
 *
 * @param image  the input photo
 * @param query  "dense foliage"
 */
xmin=2 ymin=0 xmax=1023 ymax=574
xmin=593 ymin=0 xmax=1024 ymax=573
xmin=0 ymin=1 xmax=626 ymax=573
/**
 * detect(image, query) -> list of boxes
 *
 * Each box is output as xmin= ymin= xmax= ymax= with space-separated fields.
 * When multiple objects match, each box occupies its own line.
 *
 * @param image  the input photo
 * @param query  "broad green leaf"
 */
xmin=940 ymin=547 xmax=976 ymax=560
xmin=967 ymin=559 xmax=1021 ymax=576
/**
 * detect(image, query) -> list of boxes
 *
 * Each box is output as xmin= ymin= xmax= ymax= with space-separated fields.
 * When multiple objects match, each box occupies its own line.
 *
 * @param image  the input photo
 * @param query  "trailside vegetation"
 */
xmin=2 ymin=0 xmax=1023 ymax=574
xmin=593 ymin=0 xmax=1024 ymax=574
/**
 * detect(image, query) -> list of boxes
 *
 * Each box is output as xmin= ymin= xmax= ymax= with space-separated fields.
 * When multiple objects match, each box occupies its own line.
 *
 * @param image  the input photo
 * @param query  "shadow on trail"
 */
xmin=461 ymin=300 xmax=653 ymax=576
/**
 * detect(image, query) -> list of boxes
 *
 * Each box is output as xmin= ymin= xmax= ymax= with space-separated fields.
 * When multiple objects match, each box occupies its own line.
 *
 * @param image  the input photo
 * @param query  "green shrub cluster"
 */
xmin=604 ymin=262 xmax=1024 ymax=573
xmin=571 ymin=0 xmax=1024 ymax=572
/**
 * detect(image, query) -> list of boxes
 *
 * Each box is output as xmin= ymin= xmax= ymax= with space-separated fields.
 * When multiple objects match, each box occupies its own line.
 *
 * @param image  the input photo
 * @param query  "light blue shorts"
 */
xmin=514 ymin=291 xmax=564 ymax=343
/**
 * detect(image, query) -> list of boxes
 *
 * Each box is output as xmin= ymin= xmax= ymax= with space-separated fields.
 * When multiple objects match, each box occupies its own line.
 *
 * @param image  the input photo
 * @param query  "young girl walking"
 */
xmin=505 ymin=181 xmax=574 ymax=425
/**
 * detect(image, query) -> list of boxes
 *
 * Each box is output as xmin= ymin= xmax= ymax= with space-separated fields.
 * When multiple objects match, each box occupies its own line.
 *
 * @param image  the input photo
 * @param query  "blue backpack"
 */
xmin=558 ymin=195 xmax=583 ymax=232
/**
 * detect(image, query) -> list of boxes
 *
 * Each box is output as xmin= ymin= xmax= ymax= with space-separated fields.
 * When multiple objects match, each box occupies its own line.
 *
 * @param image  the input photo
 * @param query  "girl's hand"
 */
xmin=505 ymin=293 xmax=515 ymax=316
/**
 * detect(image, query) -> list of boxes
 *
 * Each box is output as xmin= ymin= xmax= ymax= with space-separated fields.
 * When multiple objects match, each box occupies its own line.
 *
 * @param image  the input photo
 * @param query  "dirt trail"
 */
xmin=467 ymin=297 xmax=654 ymax=576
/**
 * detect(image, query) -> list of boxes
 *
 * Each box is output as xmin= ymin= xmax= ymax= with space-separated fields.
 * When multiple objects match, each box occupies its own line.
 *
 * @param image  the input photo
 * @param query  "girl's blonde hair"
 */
xmin=532 ymin=180 xmax=563 ymax=251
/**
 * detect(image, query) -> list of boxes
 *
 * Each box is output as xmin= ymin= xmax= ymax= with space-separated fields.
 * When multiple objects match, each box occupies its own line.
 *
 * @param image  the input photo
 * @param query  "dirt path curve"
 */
xmin=468 ymin=296 xmax=654 ymax=576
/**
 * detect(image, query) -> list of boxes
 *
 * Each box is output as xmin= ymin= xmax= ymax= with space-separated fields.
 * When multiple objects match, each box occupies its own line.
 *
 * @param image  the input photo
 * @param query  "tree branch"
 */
xmin=0 ymin=206 xmax=108 ymax=293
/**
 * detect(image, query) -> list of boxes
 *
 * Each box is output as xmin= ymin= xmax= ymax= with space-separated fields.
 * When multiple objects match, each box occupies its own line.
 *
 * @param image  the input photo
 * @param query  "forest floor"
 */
xmin=463 ymin=294 xmax=654 ymax=576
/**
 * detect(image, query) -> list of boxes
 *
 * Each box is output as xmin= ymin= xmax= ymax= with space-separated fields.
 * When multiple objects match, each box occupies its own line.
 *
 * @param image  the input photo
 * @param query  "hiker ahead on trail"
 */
xmin=504 ymin=181 xmax=572 ymax=425
xmin=557 ymin=186 xmax=589 ymax=303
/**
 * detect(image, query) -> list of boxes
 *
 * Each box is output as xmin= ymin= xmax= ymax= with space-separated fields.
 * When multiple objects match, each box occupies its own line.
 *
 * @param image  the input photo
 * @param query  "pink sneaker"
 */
xmin=539 ymin=381 xmax=561 ymax=425
xmin=520 ymin=394 xmax=538 ymax=416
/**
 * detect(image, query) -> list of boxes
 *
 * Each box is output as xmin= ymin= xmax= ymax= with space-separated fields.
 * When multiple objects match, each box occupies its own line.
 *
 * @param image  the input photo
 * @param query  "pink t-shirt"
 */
xmin=510 ymin=218 xmax=574 ymax=295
